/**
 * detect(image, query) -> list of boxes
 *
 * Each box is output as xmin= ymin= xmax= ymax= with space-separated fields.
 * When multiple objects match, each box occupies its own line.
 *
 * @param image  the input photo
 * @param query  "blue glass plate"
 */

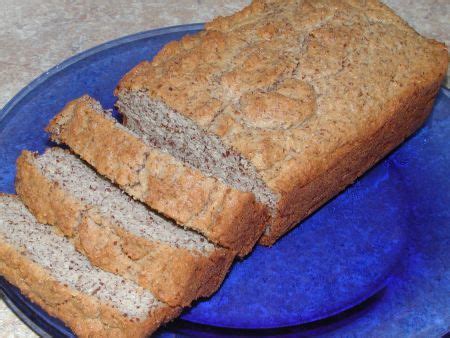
xmin=0 ymin=25 xmax=449 ymax=336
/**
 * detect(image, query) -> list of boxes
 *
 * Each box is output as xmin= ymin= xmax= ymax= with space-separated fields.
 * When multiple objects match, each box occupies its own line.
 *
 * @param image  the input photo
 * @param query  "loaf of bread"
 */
xmin=47 ymin=96 xmax=268 ymax=256
xmin=15 ymin=148 xmax=234 ymax=307
xmin=116 ymin=0 xmax=448 ymax=244
xmin=0 ymin=195 xmax=180 ymax=337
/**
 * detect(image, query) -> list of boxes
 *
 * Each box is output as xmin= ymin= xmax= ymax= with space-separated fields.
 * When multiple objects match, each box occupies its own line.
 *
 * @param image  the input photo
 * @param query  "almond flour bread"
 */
xmin=0 ymin=194 xmax=180 ymax=337
xmin=47 ymin=96 xmax=268 ymax=256
xmin=116 ymin=0 xmax=448 ymax=245
xmin=15 ymin=148 xmax=234 ymax=307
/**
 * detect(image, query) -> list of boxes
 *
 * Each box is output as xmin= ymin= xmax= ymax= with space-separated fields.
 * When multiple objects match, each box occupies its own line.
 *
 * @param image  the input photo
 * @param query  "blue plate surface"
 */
xmin=0 ymin=25 xmax=449 ymax=337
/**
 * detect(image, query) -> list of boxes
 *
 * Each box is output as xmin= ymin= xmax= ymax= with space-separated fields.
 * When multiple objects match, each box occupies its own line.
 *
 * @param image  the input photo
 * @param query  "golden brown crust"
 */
xmin=116 ymin=0 xmax=448 ymax=244
xmin=15 ymin=151 xmax=234 ymax=306
xmin=0 ymin=217 xmax=181 ymax=338
xmin=260 ymin=76 xmax=444 ymax=244
xmin=46 ymin=96 xmax=268 ymax=256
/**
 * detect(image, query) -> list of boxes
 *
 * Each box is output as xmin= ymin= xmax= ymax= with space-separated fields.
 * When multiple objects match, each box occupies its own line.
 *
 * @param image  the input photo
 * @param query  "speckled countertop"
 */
xmin=0 ymin=1 xmax=448 ymax=336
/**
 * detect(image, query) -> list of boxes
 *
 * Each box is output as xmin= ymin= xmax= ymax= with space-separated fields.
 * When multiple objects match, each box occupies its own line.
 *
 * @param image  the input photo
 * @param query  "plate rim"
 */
xmin=0 ymin=23 xmax=207 ymax=337
xmin=0 ymin=23 xmax=204 ymax=123
xmin=0 ymin=286 xmax=54 ymax=338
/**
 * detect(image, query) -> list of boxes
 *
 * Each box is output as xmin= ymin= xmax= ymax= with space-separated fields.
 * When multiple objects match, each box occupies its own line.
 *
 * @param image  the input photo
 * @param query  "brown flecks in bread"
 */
xmin=46 ymin=97 xmax=269 ymax=256
xmin=0 ymin=195 xmax=181 ymax=337
xmin=15 ymin=149 xmax=235 ymax=306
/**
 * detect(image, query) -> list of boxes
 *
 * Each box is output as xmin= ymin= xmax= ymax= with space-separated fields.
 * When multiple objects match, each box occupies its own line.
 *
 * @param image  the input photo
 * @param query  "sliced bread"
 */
xmin=115 ymin=0 xmax=448 ymax=245
xmin=0 ymin=194 xmax=180 ymax=337
xmin=15 ymin=148 xmax=234 ymax=307
xmin=46 ymin=96 xmax=269 ymax=256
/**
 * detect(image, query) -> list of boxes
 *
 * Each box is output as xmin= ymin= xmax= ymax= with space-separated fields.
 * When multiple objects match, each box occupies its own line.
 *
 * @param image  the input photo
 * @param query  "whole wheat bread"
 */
xmin=0 ymin=194 xmax=180 ymax=337
xmin=115 ymin=0 xmax=448 ymax=244
xmin=46 ymin=95 xmax=268 ymax=256
xmin=16 ymin=148 xmax=234 ymax=307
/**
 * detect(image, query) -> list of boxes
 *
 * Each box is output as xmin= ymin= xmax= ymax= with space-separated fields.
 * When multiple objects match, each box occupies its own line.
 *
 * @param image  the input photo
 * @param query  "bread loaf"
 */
xmin=115 ymin=0 xmax=448 ymax=244
xmin=0 ymin=195 xmax=180 ymax=337
xmin=47 ymin=96 xmax=268 ymax=256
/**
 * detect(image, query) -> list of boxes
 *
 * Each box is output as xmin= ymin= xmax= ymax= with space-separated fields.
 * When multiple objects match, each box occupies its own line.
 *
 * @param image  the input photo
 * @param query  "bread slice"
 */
xmin=15 ymin=148 xmax=234 ymax=307
xmin=115 ymin=0 xmax=448 ymax=245
xmin=0 ymin=194 xmax=180 ymax=337
xmin=46 ymin=96 xmax=268 ymax=256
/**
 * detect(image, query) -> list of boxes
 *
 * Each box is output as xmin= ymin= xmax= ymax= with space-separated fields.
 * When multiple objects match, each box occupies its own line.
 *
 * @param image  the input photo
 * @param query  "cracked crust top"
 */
xmin=117 ymin=0 xmax=447 ymax=194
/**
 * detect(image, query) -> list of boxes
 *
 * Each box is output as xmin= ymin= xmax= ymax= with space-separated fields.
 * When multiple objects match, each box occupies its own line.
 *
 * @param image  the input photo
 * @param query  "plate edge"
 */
xmin=0 ymin=23 xmax=205 ymax=124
